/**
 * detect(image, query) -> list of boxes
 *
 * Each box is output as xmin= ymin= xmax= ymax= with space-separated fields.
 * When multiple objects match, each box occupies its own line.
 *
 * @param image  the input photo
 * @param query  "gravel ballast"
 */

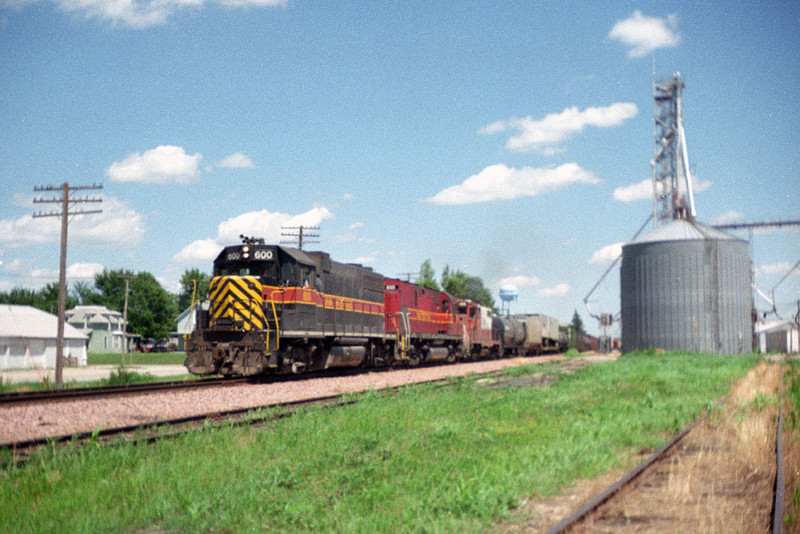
xmin=1 ymin=355 xmax=583 ymax=446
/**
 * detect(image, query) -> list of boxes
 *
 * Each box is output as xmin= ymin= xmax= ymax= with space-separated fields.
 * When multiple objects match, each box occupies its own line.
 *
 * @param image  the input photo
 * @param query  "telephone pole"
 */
xmin=281 ymin=225 xmax=319 ymax=250
xmin=119 ymin=274 xmax=135 ymax=366
xmin=33 ymin=183 xmax=102 ymax=389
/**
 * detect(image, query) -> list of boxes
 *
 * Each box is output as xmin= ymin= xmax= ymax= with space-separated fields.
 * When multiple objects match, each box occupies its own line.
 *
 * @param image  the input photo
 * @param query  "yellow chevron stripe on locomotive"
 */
xmin=209 ymin=275 xmax=267 ymax=331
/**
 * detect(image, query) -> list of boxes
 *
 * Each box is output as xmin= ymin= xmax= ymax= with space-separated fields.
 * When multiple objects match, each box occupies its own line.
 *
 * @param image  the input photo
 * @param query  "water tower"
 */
xmin=499 ymin=284 xmax=518 ymax=316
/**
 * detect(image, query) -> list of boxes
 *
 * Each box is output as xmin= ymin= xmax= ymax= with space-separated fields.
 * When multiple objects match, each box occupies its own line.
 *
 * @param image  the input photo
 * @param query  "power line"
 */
xmin=32 ymin=182 xmax=102 ymax=389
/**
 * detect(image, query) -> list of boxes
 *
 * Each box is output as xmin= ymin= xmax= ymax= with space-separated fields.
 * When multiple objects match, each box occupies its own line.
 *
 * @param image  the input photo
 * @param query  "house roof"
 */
xmin=65 ymin=305 xmax=124 ymax=324
xmin=0 ymin=305 xmax=88 ymax=340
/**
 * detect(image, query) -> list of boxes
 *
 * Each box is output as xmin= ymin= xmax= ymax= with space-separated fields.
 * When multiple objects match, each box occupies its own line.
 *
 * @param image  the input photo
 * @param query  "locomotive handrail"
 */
xmin=267 ymin=288 xmax=284 ymax=350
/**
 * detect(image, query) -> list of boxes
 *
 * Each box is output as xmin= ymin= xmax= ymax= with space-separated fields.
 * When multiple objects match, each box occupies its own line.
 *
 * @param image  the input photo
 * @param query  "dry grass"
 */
xmin=511 ymin=362 xmax=782 ymax=533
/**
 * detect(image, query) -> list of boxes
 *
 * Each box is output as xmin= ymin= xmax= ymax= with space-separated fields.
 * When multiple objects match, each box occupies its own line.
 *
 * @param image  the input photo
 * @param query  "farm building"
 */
xmin=65 ymin=305 xmax=135 ymax=354
xmin=756 ymin=319 xmax=799 ymax=354
xmin=170 ymin=304 xmax=200 ymax=352
xmin=0 ymin=305 xmax=88 ymax=370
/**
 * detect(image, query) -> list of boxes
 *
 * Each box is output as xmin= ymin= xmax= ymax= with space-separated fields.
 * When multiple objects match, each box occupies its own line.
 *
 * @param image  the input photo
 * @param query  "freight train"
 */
xmin=184 ymin=239 xmax=565 ymax=377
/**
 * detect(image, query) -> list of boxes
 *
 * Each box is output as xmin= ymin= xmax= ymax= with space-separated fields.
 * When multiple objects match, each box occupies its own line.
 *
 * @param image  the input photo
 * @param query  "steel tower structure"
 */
xmin=652 ymin=72 xmax=696 ymax=228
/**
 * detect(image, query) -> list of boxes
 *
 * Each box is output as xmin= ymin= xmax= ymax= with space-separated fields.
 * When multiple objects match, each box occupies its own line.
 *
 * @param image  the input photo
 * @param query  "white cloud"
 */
xmin=613 ymin=178 xmax=654 ymax=202
xmin=172 ymin=238 xmax=222 ymax=264
xmin=0 ymin=260 xmax=105 ymax=289
xmin=613 ymin=176 xmax=711 ymax=203
xmin=215 ymin=152 xmax=255 ymax=169
xmin=710 ymin=210 xmax=745 ymax=226
xmin=0 ymin=195 xmax=145 ymax=249
xmin=589 ymin=243 xmax=624 ymax=264
xmin=757 ymin=262 xmax=800 ymax=277
xmin=172 ymin=207 xmax=334 ymax=264
xmin=350 ymin=256 xmax=376 ymax=265
xmin=19 ymin=0 xmax=286 ymax=29
xmin=106 ymin=145 xmax=202 ymax=184
xmin=480 ymin=103 xmax=638 ymax=154
xmin=609 ymin=11 xmax=681 ymax=58
xmin=66 ymin=262 xmax=105 ymax=279
xmin=536 ymin=283 xmax=571 ymax=298
xmin=426 ymin=163 xmax=601 ymax=205
xmin=498 ymin=275 xmax=541 ymax=289
xmin=348 ymin=221 xmax=364 ymax=230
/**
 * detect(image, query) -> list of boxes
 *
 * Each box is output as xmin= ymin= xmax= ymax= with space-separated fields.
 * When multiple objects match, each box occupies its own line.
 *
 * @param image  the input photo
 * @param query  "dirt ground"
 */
xmin=501 ymin=361 xmax=795 ymax=533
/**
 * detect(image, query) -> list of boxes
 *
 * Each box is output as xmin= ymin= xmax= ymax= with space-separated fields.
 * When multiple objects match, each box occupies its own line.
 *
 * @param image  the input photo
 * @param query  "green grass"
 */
xmin=783 ymin=360 xmax=800 ymax=531
xmin=0 ymin=351 xmax=755 ymax=533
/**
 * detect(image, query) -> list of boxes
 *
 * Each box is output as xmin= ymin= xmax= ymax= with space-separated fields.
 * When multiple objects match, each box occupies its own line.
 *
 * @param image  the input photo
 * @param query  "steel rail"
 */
xmin=0 ymin=376 xmax=249 ymax=405
xmin=549 ymin=361 xmax=787 ymax=533
xmin=1 ymin=368 xmax=516 ymax=465
xmin=546 ymin=416 xmax=703 ymax=534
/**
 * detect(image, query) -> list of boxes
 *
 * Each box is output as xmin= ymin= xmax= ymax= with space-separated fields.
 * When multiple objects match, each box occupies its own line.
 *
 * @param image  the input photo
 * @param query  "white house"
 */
xmin=65 ymin=305 xmax=135 ymax=354
xmin=0 ymin=305 xmax=88 ymax=370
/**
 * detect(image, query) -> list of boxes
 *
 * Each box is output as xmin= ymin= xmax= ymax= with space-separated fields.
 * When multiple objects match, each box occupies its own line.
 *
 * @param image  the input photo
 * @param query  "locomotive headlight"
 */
xmin=242 ymin=246 xmax=250 ymax=259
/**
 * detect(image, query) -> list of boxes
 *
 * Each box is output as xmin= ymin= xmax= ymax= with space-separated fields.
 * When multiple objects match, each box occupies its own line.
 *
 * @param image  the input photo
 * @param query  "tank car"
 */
xmin=185 ymin=240 xmax=386 ymax=376
xmin=496 ymin=313 xmax=566 ymax=355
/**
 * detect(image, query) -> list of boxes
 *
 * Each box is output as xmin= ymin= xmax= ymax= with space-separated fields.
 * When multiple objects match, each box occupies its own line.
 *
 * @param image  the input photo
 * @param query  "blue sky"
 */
xmin=1 ymin=1 xmax=798 ymax=335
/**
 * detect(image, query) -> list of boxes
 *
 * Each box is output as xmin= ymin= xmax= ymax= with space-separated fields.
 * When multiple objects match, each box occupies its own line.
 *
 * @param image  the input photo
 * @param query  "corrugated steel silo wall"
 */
xmin=620 ymin=238 xmax=752 ymax=354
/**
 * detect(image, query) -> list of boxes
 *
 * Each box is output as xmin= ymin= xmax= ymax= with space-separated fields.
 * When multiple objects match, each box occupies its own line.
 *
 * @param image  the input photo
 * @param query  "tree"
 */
xmin=570 ymin=309 xmax=584 ymax=349
xmin=72 ymin=280 xmax=99 ymax=305
xmin=93 ymin=269 xmax=177 ymax=342
xmin=440 ymin=265 xmax=495 ymax=310
xmin=0 ymin=283 xmax=76 ymax=314
xmin=415 ymin=259 xmax=440 ymax=291
xmin=127 ymin=272 xmax=177 ymax=341
xmin=178 ymin=268 xmax=211 ymax=310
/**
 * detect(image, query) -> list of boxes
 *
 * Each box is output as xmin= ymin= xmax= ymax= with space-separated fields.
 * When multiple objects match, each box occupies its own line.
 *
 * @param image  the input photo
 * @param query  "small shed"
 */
xmin=0 ymin=305 xmax=88 ymax=370
xmin=170 ymin=304 xmax=201 ymax=352
xmin=756 ymin=319 xmax=799 ymax=354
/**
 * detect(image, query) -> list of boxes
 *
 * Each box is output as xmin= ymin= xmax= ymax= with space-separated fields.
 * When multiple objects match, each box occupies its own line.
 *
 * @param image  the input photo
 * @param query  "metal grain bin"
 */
xmin=620 ymin=219 xmax=752 ymax=354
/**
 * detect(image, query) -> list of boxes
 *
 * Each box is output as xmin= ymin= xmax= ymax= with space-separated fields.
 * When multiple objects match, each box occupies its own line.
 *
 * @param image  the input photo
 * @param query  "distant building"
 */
xmin=0 ymin=305 xmax=88 ymax=370
xmin=65 ymin=305 xmax=135 ymax=354
xmin=171 ymin=304 xmax=202 ymax=352
xmin=756 ymin=319 xmax=799 ymax=354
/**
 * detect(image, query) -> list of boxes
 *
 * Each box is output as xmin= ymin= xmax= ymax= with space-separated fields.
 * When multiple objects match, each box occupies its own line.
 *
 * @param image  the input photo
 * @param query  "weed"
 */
xmin=103 ymin=367 xmax=153 ymax=386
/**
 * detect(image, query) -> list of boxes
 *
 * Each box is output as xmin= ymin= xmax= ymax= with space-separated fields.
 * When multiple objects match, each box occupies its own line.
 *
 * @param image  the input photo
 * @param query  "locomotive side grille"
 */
xmin=209 ymin=276 xmax=267 ymax=331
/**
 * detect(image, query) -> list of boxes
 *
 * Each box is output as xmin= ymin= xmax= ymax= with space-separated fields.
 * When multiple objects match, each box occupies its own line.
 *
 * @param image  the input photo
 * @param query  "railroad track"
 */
xmin=547 ymin=362 xmax=786 ymax=534
xmin=0 ymin=376 xmax=250 ymax=405
xmin=0 ymin=364 xmax=530 ymax=465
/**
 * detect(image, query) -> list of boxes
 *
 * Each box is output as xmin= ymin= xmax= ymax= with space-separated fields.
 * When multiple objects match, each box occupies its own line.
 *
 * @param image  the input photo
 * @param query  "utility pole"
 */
xmin=33 ymin=183 xmax=102 ymax=389
xmin=281 ymin=225 xmax=320 ymax=250
xmin=119 ymin=274 xmax=135 ymax=367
